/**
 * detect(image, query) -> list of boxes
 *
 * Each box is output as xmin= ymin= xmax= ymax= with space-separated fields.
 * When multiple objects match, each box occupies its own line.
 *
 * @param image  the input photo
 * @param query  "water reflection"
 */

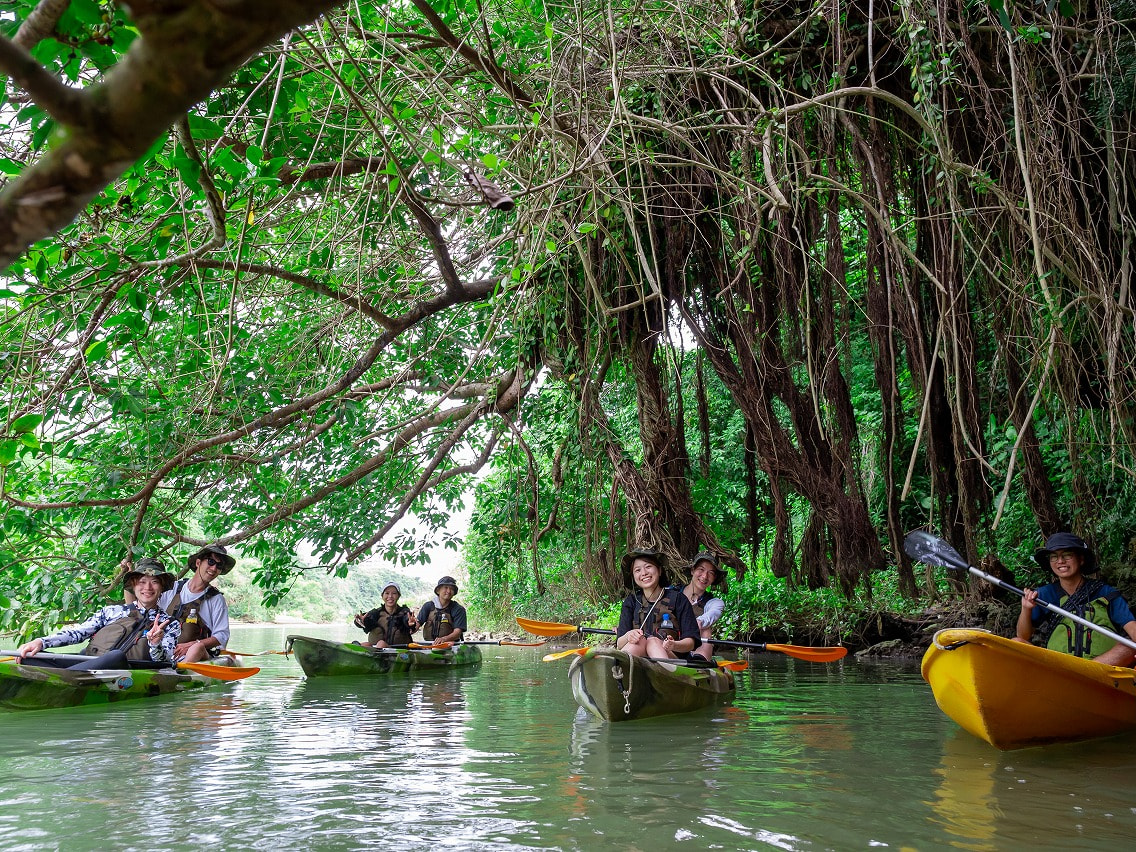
xmin=3 ymin=627 xmax=1136 ymax=850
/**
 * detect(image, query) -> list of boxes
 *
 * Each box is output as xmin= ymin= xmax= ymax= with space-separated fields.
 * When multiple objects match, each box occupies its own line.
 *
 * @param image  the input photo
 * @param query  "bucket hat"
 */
xmin=434 ymin=575 xmax=459 ymax=594
xmin=123 ymin=557 xmax=175 ymax=592
xmin=1034 ymin=532 xmax=1097 ymax=575
xmin=188 ymin=543 xmax=236 ymax=575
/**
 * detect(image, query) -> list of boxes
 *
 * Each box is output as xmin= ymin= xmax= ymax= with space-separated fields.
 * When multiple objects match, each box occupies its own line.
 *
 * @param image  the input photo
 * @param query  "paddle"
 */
xmin=218 ymin=648 xmax=290 ymax=657
xmin=461 ymin=639 xmax=548 ymax=647
xmin=540 ymin=647 xmax=747 ymax=670
xmin=903 ymin=530 xmax=1136 ymax=654
xmin=0 ymin=649 xmax=260 ymax=681
xmin=516 ymin=617 xmax=847 ymax=662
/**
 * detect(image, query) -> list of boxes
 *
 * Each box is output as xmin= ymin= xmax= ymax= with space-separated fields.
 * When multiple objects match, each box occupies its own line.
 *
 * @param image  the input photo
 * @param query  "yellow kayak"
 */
xmin=921 ymin=628 xmax=1136 ymax=749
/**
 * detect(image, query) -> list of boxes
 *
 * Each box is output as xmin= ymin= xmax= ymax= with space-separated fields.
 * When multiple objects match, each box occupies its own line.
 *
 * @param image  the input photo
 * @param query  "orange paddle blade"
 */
xmin=767 ymin=644 xmax=847 ymax=662
xmin=516 ymin=617 xmax=578 ymax=637
xmin=177 ymin=661 xmax=260 ymax=680
xmin=542 ymin=647 xmax=588 ymax=662
xmin=717 ymin=659 xmax=748 ymax=671
xmin=408 ymin=642 xmax=454 ymax=650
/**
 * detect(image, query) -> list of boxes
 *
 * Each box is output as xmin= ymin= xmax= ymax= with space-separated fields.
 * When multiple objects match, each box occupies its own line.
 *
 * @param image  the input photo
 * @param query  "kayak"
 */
xmin=921 ymin=627 xmax=1136 ymax=749
xmin=0 ymin=659 xmax=219 ymax=711
xmin=286 ymin=635 xmax=483 ymax=677
xmin=568 ymin=647 xmax=735 ymax=722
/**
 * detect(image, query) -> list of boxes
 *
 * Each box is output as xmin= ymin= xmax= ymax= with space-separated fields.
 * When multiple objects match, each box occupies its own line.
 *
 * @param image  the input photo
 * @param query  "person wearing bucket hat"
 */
xmin=1016 ymin=532 xmax=1136 ymax=665
xmin=16 ymin=556 xmax=181 ymax=667
xmin=615 ymin=548 xmax=700 ymax=660
xmin=157 ymin=543 xmax=234 ymax=663
xmin=675 ymin=552 xmax=727 ymax=660
xmin=354 ymin=582 xmax=416 ymax=648
xmin=414 ymin=576 xmax=467 ymax=644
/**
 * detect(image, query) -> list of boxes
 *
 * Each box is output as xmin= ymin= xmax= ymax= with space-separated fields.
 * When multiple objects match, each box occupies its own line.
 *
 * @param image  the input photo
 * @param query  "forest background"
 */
xmin=1 ymin=0 xmax=1134 ymax=648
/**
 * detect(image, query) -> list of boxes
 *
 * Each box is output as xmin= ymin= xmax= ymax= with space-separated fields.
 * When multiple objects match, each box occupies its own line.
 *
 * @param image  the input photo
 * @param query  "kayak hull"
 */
xmin=921 ymin=628 xmax=1136 ymax=749
xmin=0 ymin=660 xmax=213 ymax=711
xmin=569 ymin=648 xmax=735 ymax=722
xmin=286 ymin=635 xmax=483 ymax=677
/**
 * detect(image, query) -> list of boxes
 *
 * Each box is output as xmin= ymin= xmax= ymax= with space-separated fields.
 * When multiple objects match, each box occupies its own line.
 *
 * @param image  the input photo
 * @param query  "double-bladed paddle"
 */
xmin=516 ymin=617 xmax=847 ymax=662
xmin=540 ymin=646 xmax=748 ymax=670
xmin=0 ymin=649 xmax=260 ymax=681
xmin=903 ymin=529 xmax=1136 ymax=653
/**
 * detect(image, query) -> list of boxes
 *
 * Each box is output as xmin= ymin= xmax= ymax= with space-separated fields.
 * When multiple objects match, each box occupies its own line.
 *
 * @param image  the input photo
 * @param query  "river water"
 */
xmin=2 ymin=624 xmax=1135 ymax=850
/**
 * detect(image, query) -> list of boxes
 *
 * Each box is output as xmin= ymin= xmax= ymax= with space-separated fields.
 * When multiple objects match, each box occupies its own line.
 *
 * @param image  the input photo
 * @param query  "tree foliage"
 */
xmin=2 ymin=0 xmax=1135 ymax=636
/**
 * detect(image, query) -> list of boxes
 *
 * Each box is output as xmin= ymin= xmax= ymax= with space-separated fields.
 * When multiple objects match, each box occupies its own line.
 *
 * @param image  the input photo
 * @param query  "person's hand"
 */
xmin=353 ymin=612 xmax=366 ymax=629
xmin=624 ymin=629 xmax=644 ymax=644
xmin=662 ymin=636 xmax=674 ymax=652
xmin=173 ymin=641 xmax=197 ymax=660
xmin=147 ymin=614 xmax=169 ymax=645
xmin=1022 ymin=588 xmax=1038 ymax=612
xmin=16 ymin=639 xmax=44 ymax=659
xmin=406 ymin=613 xmax=418 ymax=629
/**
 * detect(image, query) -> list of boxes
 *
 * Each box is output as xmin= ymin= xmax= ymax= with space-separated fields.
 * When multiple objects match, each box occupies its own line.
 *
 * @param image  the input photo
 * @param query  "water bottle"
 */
xmin=659 ymin=613 xmax=677 ymax=640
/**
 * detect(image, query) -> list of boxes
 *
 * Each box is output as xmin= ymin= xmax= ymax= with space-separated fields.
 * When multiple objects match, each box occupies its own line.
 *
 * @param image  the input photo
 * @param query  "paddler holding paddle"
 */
xmin=616 ymin=549 xmax=700 ymax=660
xmin=1017 ymin=532 xmax=1136 ymax=666
xmin=16 ymin=558 xmax=181 ymax=668
xmin=678 ymin=552 xmax=727 ymax=660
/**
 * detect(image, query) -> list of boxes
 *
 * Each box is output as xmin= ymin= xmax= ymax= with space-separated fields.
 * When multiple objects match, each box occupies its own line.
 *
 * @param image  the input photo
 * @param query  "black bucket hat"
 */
xmin=434 ymin=575 xmax=459 ymax=594
xmin=188 ymin=543 xmax=236 ymax=575
xmin=620 ymin=548 xmax=670 ymax=589
xmin=123 ymin=557 xmax=175 ymax=592
xmin=1034 ymin=532 xmax=1097 ymax=575
xmin=689 ymin=551 xmax=726 ymax=587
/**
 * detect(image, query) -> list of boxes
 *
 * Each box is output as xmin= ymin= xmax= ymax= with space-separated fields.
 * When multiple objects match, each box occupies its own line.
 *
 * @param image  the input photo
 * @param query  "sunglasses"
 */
xmin=202 ymin=555 xmax=224 ymax=568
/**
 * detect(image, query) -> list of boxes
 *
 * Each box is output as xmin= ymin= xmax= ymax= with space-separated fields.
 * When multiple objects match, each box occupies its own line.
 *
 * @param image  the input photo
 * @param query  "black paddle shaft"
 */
xmin=903 ymin=530 xmax=1136 ymax=653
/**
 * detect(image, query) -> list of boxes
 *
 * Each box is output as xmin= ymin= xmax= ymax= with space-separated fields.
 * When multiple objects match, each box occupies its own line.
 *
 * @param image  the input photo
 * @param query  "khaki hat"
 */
xmin=620 ymin=548 xmax=670 ymax=589
xmin=434 ymin=576 xmax=459 ymax=594
xmin=124 ymin=557 xmax=175 ymax=592
xmin=188 ymin=543 xmax=236 ymax=574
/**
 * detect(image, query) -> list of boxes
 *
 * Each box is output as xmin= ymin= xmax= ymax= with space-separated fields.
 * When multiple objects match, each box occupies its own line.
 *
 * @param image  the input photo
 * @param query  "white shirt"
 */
xmin=158 ymin=581 xmax=230 ymax=648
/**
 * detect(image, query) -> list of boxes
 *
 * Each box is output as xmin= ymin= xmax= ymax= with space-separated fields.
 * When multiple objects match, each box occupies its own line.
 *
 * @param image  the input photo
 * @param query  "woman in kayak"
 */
xmin=354 ymin=583 xmax=416 ymax=648
xmin=615 ymin=549 xmax=700 ymax=660
xmin=1017 ymin=532 xmax=1136 ymax=666
xmin=679 ymin=552 xmax=727 ymax=660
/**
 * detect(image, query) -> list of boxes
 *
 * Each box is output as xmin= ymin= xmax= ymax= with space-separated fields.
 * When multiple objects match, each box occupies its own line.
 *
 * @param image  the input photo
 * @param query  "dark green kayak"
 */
xmin=0 ymin=659 xmax=216 ymax=711
xmin=569 ymin=647 xmax=735 ymax=721
xmin=286 ymin=635 xmax=483 ymax=677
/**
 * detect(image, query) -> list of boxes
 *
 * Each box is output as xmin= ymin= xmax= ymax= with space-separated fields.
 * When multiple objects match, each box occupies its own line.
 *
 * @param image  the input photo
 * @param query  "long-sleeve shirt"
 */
xmin=40 ymin=604 xmax=181 ymax=663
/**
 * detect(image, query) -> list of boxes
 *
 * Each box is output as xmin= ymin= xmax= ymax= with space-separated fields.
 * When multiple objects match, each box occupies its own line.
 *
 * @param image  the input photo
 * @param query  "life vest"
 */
xmin=164 ymin=580 xmax=221 ymax=643
xmin=1045 ymin=587 xmax=1124 ymax=658
xmin=82 ymin=608 xmax=156 ymax=661
xmin=421 ymin=602 xmax=459 ymax=641
xmin=631 ymin=589 xmax=681 ymax=639
xmin=366 ymin=606 xmax=413 ymax=646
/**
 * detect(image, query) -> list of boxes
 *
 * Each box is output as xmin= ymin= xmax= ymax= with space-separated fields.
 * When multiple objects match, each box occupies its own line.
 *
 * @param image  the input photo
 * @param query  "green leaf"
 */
xmin=481 ymin=153 xmax=499 ymax=170
xmin=85 ymin=340 xmax=108 ymax=361
xmin=0 ymin=439 xmax=19 ymax=466
xmin=576 ymin=223 xmax=597 ymax=235
xmin=10 ymin=413 xmax=43 ymax=434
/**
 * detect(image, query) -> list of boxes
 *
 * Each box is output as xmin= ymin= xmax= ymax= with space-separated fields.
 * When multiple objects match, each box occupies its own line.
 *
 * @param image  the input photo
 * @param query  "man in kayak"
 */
xmin=157 ymin=544 xmax=235 ymax=663
xmin=678 ymin=552 xmax=727 ymax=660
xmin=616 ymin=549 xmax=700 ymax=660
xmin=415 ymin=576 xmax=467 ymax=644
xmin=354 ymin=582 xmax=416 ymax=647
xmin=1017 ymin=532 xmax=1136 ymax=666
xmin=16 ymin=558 xmax=181 ymax=667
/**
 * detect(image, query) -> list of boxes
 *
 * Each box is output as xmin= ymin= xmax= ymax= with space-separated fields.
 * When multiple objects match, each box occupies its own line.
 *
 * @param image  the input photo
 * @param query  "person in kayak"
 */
xmin=354 ymin=583 xmax=416 ymax=648
xmin=415 ymin=576 xmax=467 ymax=644
xmin=157 ymin=544 xmax=234 ymax=663
xmin=1016 ymin=532 xmax=1136 ymax=665
xmin=678 ymin=552 xmax=727 ymax=660
xmin=616 ymin=549 xmax=700 ymax=660
xmin=16 ymin=558 xmax=181 ymax=667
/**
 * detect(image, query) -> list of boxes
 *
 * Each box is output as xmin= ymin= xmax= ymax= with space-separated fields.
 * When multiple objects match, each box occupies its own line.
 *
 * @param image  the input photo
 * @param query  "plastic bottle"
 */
xmin=659 ymin=613 xmax=677 ymax=640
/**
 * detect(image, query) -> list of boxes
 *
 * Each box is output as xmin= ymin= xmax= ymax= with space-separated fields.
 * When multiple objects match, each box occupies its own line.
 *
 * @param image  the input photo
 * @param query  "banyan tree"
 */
xmin=0 ymin=0 xmax=1133 ymax=624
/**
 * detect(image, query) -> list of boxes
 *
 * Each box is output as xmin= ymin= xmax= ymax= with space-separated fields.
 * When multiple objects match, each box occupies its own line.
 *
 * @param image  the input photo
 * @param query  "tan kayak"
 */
xmin=921 ymin=628 xmax=1136 ymax=749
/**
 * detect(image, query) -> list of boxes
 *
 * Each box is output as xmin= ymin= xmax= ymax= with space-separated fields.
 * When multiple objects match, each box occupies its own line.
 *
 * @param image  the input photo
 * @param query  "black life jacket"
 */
xmin=631 ymin=589 xmax=681 ymax=639
xmin=362 ymin=606 xmax=413 ymax=646
xmin=164 ymin=580 xmax=222 ymax=643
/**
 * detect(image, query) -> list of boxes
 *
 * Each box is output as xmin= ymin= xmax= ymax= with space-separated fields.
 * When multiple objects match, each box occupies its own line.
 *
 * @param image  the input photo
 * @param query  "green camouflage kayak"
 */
xmin=0 ymin=659 xmax=217 ymax=711
xmin=286 ymin=635 xmax=483 ymax=677
xmin=569 ymin=647 xmax=736 ymax=721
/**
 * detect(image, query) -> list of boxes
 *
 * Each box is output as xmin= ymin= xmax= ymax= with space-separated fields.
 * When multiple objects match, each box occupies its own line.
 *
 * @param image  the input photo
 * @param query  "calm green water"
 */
xmin=2 ymin=624 xmax=1135 ymax=850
